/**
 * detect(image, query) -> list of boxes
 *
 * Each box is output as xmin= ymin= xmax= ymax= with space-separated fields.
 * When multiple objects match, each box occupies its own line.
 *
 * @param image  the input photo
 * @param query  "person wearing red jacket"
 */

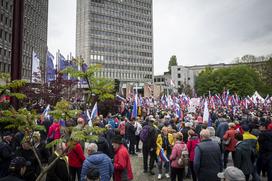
xmin=47 ymin=120 xmax=61 ymax=142
xmin=187 ymin=129 xmax=200 ymax=181
xmin=112 ymin=135 xmax=133 ymax=181
xmin=223 ymin=123 xmax=238 ymax=168
xmin=67 ymin=141 xmax=86 ymax=181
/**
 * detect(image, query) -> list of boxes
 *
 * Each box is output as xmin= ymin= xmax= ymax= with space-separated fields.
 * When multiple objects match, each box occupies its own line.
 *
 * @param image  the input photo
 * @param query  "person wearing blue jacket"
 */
xmin=81 ymin=143 xmax=113 ymax=181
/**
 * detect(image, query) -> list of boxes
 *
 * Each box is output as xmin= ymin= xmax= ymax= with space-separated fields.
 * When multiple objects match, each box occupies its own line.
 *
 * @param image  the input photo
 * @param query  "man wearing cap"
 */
xmin=112 ymin=135 xmax=133 ymax=181
xmin=0 ymin=157 xmax=30 ymax=181
xmin=217 ymin=166 xmax=246 ymax=181
xmin=194 ymin=129 xmax=222 ymax=181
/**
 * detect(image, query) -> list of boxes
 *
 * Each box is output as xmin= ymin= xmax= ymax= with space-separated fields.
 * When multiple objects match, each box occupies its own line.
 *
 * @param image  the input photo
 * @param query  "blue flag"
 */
xmin=59 ymin=54 xmax=69 ymax=80
xmin=131 ymin=94 xmax=138 ymax=118
xmin=47 ymin=51 xmax=55 ymax=82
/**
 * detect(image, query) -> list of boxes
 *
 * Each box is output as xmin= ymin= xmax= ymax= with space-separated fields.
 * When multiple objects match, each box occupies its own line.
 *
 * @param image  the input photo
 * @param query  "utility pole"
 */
xmin=11 ymin=0 xmax=24 ymax=109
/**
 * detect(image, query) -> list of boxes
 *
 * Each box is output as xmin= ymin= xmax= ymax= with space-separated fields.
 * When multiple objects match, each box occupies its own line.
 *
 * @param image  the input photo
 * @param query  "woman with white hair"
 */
xmin=207 ymin=127 xmax=221 ymax=145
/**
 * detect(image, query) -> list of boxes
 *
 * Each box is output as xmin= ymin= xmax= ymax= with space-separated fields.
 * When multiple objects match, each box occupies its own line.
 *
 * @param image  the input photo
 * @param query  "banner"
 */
xmin=31 ymin=51 xmax=41 ymax=83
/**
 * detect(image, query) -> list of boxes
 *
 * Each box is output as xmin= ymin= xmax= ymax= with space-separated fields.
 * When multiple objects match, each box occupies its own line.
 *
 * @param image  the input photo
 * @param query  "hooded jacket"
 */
xmin=81 ymin=152 xmax=113 ymax=181
xmin=113 ymin=144 xmax=133 ymax=181
xmin=234 ymin=141 xmax=254 ymax=175
xmin=187 ymin=135 xmax=200 ymax=161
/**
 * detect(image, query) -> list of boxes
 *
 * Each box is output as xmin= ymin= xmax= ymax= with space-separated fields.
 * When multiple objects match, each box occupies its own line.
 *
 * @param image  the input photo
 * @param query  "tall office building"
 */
xmin=0 ymin=0 xmax=48 ymax=80
xmin=76 ymin=0 xmax=153 ymax=84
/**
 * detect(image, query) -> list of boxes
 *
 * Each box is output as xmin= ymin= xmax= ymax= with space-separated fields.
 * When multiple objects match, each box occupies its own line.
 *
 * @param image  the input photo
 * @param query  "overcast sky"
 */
xmin=48 ymin=0 xmax=272 ymax=75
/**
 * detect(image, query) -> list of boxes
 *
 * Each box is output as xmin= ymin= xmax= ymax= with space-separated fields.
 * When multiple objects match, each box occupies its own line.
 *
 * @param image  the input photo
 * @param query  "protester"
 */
xmin=0 ymin=157 xmax=30 ymax=181
xmin=194 ymin=129 xmax=222 ymax=181
xmin=112 ymin=135 xmax=133 ymax=181
xmin=156 ymin=126 xmax=174 ymax=179
xmin=257 ymin=120 xmax=272 ymax=181
xmin=68 ymin=140 xmax=86 ymax=181
xmin=81 ymin=143 xmax=113 ymax=181
xmin=223 ymin=122 xmax=238 ymax=168
xmin=47 ymin=119 xmax=61 ymax=142
xmin=234 ymin=133 xmax=254 ymax=181
xmin=135 ymin=117 xmax=142 ymax=152
xmin=32 ymin=131 xmax=50 ymax=164
xmin=46 ymin=143 xmax=69 ymax=181
xmin=16 ymin=140 xmax=40 ymax=181
xmin=187 ymin=129 xmax=200 ymax=181
xmin=169 ymin=132 xmax=188 ymax=181
xmin=0 ymin=134 xmax=15 ymax=177
xmin=125 ymin=118 xmax=137 ymax=155
xmin=141 ymin=117 xmax=157 ymax=175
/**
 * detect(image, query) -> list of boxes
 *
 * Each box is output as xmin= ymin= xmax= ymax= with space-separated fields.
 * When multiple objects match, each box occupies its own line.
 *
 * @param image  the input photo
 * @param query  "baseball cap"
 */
xmin=217 ymin=166 xmax=245 ymax=181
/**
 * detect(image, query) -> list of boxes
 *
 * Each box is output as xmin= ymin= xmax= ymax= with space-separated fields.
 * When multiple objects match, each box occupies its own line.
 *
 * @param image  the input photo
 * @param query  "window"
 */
xmin=178 ymin=73 xmax=181 ymax=78
xmin=178 ymin=81 xmax=181 ymax=86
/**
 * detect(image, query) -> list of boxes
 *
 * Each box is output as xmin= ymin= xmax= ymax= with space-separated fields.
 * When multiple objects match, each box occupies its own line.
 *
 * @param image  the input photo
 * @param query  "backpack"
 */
xmin=140 ymin=126 xmax=149 ymax=142
xmin=177 ymin=144 xmax=189 ymax=167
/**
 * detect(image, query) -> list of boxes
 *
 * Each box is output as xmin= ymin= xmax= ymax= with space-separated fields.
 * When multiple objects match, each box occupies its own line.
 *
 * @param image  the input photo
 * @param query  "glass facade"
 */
xmin=0 ymin=0 xmax=48 ymax=80
xmin=76 ymin=0 xmax=153 ymax=83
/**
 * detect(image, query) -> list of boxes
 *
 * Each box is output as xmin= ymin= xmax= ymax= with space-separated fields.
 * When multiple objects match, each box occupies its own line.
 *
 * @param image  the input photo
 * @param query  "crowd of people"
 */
xmin=0 ymin=96 xmax=272 ymax=181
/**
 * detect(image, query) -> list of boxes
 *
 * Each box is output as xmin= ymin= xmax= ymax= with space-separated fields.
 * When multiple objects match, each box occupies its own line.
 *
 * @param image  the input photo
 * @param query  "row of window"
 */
xmin=91 ymin=5 xmax=151 ymax=23
xmin=91 ymin=14 xmax=152 ymax=33
xmin=90 ymin=21 xmax=152 ymax=39
xmin=101 ymin=63 xmax=152 ymax=72
xmin=90 ymin=28 xmax=152 ymax=45
xmin=95 ymin=70 xmax=152 ymax=80
xmin=90 ymin=45 xmax=152 ymax=58
xmin=90 ymin=36 xmax=152 ymax=51
xmin=89 ymin=52 xmax=152 ymax=64
xmin=154 ymin=77 xmax=165 ymax=83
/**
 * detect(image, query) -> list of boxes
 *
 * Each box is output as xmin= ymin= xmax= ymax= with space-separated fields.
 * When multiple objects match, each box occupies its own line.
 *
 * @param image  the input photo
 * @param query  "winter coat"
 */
xmin=46 ymin=152 xmax=69 ymax=181
xmin=258 ymin=130 xmax=272 ymax=155
xmin=187 ymin=136 xmax=200 ymax=161
xmin=125 ymin=122 xmax=136 ymax=141
xmin=113 ymin=144 xmax=133 ymax=181
xmin=48 ymin=122 xmax=61 ymax=140
xmin=170 ymin=141 xmax=187 ymax=168
xmin=215 ymin=121 xmax=229 ymax=139
xmin=156 ymin=133 xmax=174 ymax=156
xmin=243 ymin=131 xmax=259 ymax=152
xmin=35 ymin=141 xmax=50 ymax=164
xmin=81 ymin=152 xmax=113 ymax=181
xmin=0 ymin=141 xmax=15 ymax=177
xmin=223 ymin=128 xmax=238 ymax=152
xmin=234 ymin=141 xmax=254 ymax=175
xmin=68 ymin=143 xmax=85 ymax=168
xmin=142 ymin=124 xmax=157 ymax=150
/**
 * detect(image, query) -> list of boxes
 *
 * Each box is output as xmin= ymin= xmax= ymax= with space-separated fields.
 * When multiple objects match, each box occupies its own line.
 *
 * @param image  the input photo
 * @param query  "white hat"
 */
xmin=217 ymin=166 xmax=245 ymax=181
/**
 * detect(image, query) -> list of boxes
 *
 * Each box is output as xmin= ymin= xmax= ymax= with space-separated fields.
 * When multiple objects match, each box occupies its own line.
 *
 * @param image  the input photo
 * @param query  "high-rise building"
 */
xmin=0 ymin=0 xmax=48 ymax=80
xmin=76 ymin=0 xmax=153 ymax=84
